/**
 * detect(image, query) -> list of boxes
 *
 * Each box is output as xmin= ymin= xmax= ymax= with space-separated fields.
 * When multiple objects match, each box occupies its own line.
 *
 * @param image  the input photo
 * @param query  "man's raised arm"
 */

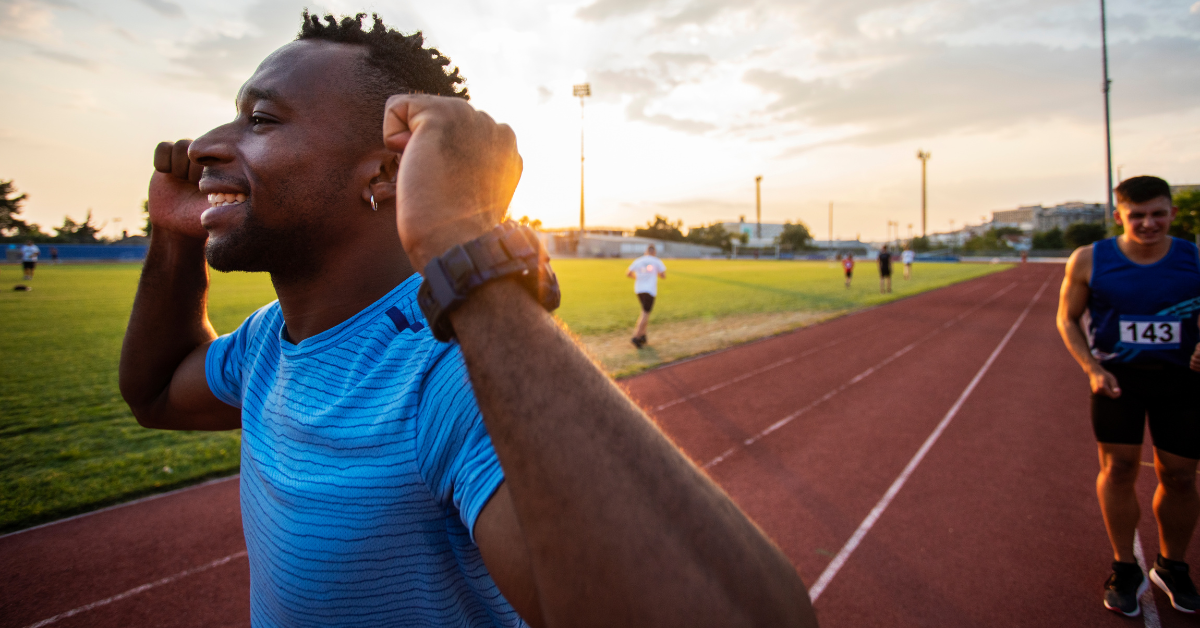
xmin=119 ymin=140 xmax=240 ymax=431
xmin=384 ymin=96 xmax=816 ymax=626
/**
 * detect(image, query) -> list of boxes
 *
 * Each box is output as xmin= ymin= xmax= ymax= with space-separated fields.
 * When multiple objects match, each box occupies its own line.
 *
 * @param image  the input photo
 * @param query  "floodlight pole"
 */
xmin=916 ymin=150 xmax=931 ymax=237
xmin=574 ymin=83 xmax=591 ymax=233
xmin=828 ymin=201 xmax=833 ymax=247
xmin=1100 ymin=0 xmax=1114 ymax=228
xmin=755 ymin=176 xmax=763 ymax=239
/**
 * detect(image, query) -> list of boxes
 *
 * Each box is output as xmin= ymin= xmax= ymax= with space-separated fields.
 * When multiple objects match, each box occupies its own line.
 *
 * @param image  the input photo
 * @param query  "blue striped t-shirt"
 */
xmin=206 ymin=274 xmax=524 ymax=627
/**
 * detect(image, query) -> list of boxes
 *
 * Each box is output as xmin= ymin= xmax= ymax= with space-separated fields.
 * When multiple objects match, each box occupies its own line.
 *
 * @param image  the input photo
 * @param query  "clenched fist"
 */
xmin=382 ymin=94 xmax=522 ymax=270
xmin=149 ymin=140 xmax=209 ymax=241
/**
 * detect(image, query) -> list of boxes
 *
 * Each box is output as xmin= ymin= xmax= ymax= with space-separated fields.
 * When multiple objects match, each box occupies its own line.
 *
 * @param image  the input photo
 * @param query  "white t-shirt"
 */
xmin=628 ymin=255 xmax=667 ymax=296
xmin=902 ymin=250 xmax=915 ymax=264
xmin=22 ymin=244 xmax=40 ymax=262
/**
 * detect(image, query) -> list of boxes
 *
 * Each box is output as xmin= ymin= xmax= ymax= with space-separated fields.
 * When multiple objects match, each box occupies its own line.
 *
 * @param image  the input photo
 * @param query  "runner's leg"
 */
xmin=1153 ymin=449 xmax=1200 ymax=561
xmin=634 ymin=311 xmax=649 ymax=339
xmin=1098 ymin=443 xmax=1144 ymax=563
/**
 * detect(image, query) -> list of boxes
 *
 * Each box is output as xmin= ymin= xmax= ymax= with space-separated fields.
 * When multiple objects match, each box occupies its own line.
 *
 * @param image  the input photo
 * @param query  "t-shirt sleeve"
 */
xmin=415 ymin=345 xmax=506 ymax=542
xmin=205 ymin=304 xmax=271 ymax=408
xmin=655 ymin=259 xmax=667 ymax=273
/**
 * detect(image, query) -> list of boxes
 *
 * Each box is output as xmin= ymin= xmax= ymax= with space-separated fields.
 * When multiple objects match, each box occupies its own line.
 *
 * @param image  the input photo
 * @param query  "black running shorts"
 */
xmin=22 ymin=261 xmax=35 ymax=270
xmin=1092 ymin=365 xmax=1200 ymax=460
xmin=637 ymin=292 xmax=655 ymax=313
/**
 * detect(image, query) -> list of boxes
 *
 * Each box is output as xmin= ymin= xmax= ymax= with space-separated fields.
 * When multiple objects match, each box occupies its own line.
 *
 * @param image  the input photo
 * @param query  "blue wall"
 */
xmin=5 ymin=243 xmax=148 ymax=262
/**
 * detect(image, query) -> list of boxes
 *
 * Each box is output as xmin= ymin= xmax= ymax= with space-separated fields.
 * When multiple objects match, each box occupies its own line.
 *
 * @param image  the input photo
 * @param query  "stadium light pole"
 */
xmin=916 ymin=149 xmax=931 ymax=237
xmin=828 ymin=201 xmax=833 ymax=247
xmin=1100 ymin=0 xmax=1114 ymax=229
xmin=574 ymin=83 xmax=591 ymax=233
xmin=755 ymin=176 xmax=763 ymax=239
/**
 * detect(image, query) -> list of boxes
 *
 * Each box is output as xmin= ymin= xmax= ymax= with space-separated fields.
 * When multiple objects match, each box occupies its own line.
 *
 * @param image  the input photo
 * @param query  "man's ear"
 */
xmin=363 ymin=153 xmax=399 ymax=209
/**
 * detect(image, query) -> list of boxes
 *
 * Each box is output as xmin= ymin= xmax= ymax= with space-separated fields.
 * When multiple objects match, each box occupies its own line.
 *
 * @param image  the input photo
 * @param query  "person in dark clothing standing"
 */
xmin=877 ymin=245 xmax=892 ymax=294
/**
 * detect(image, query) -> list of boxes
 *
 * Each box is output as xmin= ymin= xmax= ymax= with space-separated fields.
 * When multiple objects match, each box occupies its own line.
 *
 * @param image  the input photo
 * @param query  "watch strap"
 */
xmin=418 ymin=221 xmax=560 ymax=342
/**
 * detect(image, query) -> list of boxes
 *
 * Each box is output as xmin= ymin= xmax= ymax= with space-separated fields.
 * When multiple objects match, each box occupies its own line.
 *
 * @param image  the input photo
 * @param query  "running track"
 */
xmin=4 ymin=264 xmax=1198 ymax=627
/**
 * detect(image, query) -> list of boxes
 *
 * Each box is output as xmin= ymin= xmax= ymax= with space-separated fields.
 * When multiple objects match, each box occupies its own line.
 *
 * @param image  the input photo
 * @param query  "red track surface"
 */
xmin=4 ymin=263 xmax=1196 ymax=627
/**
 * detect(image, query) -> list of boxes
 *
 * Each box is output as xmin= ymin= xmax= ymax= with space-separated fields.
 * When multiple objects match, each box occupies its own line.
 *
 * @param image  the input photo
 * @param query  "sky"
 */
xmin=0 ymin=0 xmax=1197 ymax=241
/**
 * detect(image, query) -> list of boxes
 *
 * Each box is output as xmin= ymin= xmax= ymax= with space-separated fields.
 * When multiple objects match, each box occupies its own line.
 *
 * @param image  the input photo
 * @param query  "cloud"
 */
xmin=31 ymin=45 xmax=97 ymax=69
xmin=162 ymin=0 xmax=315 ymax=98
xmin=134 ymin=0 xmax=182 ymax=18
xmin=740 ymin=34 xmax=1200 ymax=152
xmin=576 ymin=0 xmax=670 ymax=21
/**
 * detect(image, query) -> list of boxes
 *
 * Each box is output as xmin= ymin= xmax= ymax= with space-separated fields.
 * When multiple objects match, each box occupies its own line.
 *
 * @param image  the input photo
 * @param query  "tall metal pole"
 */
xmin=828 ymin=201 xmax=833 ymax=246
xmin=1100 ymin=0 xmax=1114 ymax=228
xmin=916 ymin=150 xmax=931 ymax=237
xmin=573 ymin=83 xmax=591 ymax=233
xmin=755 ymin=176 xmax=763 ymax=239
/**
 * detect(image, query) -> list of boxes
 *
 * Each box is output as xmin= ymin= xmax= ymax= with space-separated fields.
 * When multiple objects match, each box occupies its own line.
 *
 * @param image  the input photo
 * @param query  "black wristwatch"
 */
xmin=417 ymin=221 xmax=561 ymax=342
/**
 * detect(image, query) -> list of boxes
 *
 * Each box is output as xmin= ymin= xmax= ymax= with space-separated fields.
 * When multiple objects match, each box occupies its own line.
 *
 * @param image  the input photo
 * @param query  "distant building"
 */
xmin=536 ymin=232 xmax=721 ymax=259
xmin=991 ymin=206 xmax=1037 ymax=231
xmin=990 ymin=202 xmax=1105 ymax=233
xmin=720 ymin=218 xmax=786 ymax=248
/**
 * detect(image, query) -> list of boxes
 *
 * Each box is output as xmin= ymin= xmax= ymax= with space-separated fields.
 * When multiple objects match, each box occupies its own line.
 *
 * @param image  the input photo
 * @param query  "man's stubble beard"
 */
xmin=205 ymin=200 xmax=322 ymax=283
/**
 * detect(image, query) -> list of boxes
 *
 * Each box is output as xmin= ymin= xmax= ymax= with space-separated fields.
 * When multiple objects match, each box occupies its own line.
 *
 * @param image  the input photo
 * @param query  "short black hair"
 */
xmin=297 ymin=11 xmax=468 ymax=144
xmin=1115 ymin=175 xmax=1171 ymax=205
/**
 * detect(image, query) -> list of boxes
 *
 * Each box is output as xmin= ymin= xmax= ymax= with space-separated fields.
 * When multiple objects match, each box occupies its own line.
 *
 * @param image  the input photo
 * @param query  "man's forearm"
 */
xmin=1057 ymin=316 xmax=1101 ymax=375
xmin=452 ymin=280 xmax=815 ymax=627
xmin=119 ymin=232 xmax=215 ymax=423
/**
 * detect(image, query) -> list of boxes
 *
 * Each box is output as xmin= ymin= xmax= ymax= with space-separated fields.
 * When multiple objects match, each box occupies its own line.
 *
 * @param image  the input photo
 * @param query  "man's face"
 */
xmin=189 ymin=40 xmax=376 ymax=277
xmin=1115 ymin=196 xmax=1176 ymax=246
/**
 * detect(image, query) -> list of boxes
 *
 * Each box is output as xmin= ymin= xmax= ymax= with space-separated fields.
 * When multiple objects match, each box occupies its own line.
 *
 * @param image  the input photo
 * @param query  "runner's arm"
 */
xmin=385 ymin=95 xmax=815 ymax=628
xmin=119 ymin=141 xmax=241 ymax=431
xmin=1055 ymin=246 xmax=1120 ymax=398
xmin=1192 ymin=318 xmax=1200 ymax=372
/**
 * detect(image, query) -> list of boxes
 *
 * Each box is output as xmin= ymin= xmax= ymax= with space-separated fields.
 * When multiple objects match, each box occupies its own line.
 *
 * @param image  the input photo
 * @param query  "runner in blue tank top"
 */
xmin=1057 ymin=176 xmax=1200 ymax=617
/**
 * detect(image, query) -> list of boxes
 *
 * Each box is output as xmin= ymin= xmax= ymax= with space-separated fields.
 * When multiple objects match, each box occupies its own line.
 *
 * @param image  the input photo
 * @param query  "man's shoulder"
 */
xmin=1065 ymin=244 xmax=1094 ymax=283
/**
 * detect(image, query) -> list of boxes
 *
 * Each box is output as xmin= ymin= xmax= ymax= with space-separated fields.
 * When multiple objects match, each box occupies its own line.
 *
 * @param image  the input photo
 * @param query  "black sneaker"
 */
xmin=1151 ymin=555 xmax=1200 ymax=613
xmin=1104 ymin=561 xmax=1148 ymax=617
xmin=631 ymin=336 xmax=646 ymax=349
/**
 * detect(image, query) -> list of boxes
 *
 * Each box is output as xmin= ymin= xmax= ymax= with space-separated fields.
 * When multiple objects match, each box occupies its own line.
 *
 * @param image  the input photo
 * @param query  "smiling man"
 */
xmin=1057 ymin=176 xmax=1200 ymax=617
xmin=119 ymin=12 xmax=815 ymax=628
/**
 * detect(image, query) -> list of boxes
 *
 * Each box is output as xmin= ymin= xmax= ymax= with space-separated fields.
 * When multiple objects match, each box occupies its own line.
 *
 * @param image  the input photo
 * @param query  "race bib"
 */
xmin=1118 ymin=316 xmax=1182 ymax=349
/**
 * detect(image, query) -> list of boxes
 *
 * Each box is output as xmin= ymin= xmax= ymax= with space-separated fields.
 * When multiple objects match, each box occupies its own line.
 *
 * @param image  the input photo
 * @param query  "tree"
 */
xmin=1 ymin=179 xmax=29 ymax=235
xmin=1064 ymin=222 xmax=1107 ymax=249
xmin=1170 ymin=189 xmax=1200 ymax=244
xmin=961 ymin=227 xmax=1021 ymax=251
xmin=685 ymin=221 xmax=734 ymax=252
xmin=634 ymin=215 xmax=685 ymax=241
xmin=776 ymin=220 xmax=814 ymax=250
xmin=1032 ymin=227 xmax=1064 ymax=250
xmin=55 ymin=210 xmax=102 ymax=243
xmin=908 ymin=236 xmax=932 ymax=252
xmin=142 ymin=199 xmax=152 ymax=237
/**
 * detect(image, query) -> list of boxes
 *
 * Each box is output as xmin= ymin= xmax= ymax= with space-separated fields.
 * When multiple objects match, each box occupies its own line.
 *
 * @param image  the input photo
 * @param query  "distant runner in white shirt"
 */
xmin=627 ymin=244 xmax=667 ymax=348
xmin=902 ymin=246 xmax=915 ymax=280
xmin=21 ymin=240 xmax=40 ymax=280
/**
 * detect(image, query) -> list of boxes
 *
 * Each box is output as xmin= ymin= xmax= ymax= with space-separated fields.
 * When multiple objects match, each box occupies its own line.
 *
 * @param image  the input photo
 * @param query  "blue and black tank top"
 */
xmin=1088 ymin=236 xmax=1200 ymax=368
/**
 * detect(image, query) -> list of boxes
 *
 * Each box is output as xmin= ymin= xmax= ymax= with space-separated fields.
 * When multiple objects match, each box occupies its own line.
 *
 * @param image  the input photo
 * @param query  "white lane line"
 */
xmin=1134 ymin=529 xmax=1163 ymax=628
xmin=701 ymin=281 xmax=1019 ymax=470
xmin=652 ymin=276 xmax=1014 ymax=413
xmin=807 ymin=275 xmax=1051 ymax=602
xmin=1 ymin=474 xmax=240 ymax=540
xmin=654 ymin=335 xmax=856 ymax=412
xmin=22 ymin=550 xmax=248 ymax=628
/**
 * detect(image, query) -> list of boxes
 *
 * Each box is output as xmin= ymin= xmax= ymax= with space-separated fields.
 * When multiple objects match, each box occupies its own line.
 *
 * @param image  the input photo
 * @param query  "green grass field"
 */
xmin=0 ymin=259 xmax=1007 ymax=532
